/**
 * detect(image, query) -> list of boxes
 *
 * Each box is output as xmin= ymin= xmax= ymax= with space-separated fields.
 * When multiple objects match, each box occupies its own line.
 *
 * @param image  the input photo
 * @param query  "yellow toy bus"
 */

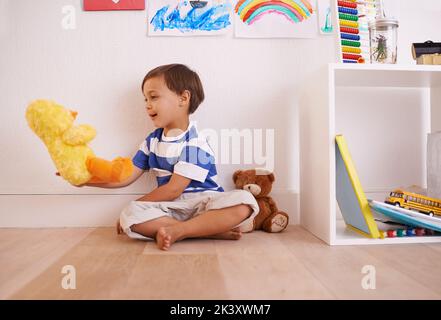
xmin=385 ymin=189 xmax=441 ymax=217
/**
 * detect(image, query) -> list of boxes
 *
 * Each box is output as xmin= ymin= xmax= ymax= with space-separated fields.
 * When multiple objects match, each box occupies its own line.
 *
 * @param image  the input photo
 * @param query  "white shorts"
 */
xmin=119 ymin=189 xmax=260 ymax=240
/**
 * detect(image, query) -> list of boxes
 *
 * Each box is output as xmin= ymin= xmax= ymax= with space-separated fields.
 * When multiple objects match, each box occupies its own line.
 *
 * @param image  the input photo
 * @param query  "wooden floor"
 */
xmin=1 ymin=226 xmax=441 ymax=300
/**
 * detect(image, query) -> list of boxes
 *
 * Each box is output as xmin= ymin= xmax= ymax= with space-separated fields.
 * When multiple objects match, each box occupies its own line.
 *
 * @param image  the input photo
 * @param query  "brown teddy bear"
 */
xmin=233 ymin=168 xmax=289 ymax=233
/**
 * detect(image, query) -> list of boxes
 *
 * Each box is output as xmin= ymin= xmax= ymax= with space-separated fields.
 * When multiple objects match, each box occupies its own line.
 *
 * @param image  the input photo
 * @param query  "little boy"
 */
xmin=84 ymin=64 xmax=259 ymax=250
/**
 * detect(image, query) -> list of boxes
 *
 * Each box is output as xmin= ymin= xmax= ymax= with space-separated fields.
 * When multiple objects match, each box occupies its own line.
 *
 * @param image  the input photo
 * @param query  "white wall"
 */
xmin=0 ymin=0 xmax=440 ymax=227
xmin=386 ymin=0 xmax=441 ymax=65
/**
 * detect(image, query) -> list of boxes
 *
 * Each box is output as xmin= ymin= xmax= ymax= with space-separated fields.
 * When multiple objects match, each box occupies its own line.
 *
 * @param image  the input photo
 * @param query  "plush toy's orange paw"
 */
xmin=86 ymin=156 xmax=133 ymax=183
xmin=87 ymin=176 xmax=105 ymax=184
xmin=110 ymin=157 xmax=134 ymax=182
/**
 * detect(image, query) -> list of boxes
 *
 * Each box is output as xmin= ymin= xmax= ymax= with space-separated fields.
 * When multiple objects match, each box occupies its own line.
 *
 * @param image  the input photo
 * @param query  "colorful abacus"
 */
xmin=380 ymin=228 xmax=437 ymax=238
xmin=337 ymin=0 xmax=377 ymax=63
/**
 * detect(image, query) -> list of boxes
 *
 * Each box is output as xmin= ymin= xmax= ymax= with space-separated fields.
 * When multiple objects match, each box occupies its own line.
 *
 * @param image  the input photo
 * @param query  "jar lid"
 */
xmin=369 ymin=17 xmax=399 ymax=29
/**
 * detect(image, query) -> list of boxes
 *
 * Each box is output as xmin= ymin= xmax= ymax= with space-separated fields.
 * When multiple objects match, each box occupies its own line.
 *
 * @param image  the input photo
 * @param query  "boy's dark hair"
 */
xmin=142 ymin=64 xmax=205 ymax=114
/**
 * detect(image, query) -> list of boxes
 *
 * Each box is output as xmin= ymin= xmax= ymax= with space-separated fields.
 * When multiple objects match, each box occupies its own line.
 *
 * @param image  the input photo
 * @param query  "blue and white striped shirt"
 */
xmin=132 ymin=121 xmax=224 ymax=194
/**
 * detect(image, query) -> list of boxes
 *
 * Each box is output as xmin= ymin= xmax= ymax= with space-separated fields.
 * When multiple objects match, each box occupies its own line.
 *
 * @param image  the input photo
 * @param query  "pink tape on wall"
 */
xmin=83 ymin=0 xmax=145 ymax=11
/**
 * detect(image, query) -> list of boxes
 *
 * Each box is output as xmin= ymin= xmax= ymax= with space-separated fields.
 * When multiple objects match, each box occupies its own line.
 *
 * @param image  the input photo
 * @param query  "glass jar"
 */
xmin=369 ymin=18 xmax=399 ymax=64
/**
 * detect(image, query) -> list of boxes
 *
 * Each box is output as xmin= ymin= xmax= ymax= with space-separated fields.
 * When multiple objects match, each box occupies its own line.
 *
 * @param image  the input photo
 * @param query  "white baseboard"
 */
xmin=0 ymin=194 xmax=138 ymax=228
xmin=0 ymin=191 xmax=299 ymax=228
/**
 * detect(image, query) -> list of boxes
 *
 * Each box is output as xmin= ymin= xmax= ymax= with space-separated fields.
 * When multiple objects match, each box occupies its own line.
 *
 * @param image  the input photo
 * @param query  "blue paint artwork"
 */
xmin=150 ymin=1 xmax=232 ymax=33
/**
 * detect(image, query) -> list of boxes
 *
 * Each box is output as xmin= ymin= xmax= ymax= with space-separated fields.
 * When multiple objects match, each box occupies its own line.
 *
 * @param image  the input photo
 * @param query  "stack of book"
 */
xmin=335 ymin=134 xmax=441 ymax=239
xmin=369 ymin=200 xmax=441 ymax=238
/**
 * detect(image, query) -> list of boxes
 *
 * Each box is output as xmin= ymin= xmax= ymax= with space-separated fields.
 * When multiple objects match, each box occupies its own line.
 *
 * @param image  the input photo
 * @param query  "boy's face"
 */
xmin=142 ymin=75 xmax=186 ymax=128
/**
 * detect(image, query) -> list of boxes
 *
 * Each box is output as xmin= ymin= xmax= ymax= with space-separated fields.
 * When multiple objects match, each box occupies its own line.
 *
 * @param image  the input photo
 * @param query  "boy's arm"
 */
xmin=136 ymin=173 xmax=191 ymax=202
xmin=83 ymin=166 xmax=145 ymax=188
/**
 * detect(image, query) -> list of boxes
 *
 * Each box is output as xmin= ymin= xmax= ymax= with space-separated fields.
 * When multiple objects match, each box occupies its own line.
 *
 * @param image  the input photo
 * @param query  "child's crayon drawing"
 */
xmin=149 ymin=0 xmax=233 ymax=36
xmin=318 ymin=0 xmax=333 ymax=35
xmin=234 ymin=0 xmax=318 ymax=38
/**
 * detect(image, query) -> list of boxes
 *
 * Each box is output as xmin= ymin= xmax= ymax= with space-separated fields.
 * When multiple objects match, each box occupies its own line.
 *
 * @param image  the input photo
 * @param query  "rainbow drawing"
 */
xmin=235 ymin=0 xmax=314 ymax=25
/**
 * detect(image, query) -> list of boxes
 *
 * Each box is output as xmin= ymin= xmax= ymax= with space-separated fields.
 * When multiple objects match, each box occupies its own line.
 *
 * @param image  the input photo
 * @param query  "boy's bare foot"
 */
xmin=209 ymin=227 xmax=242 ymax=240
xmin=116 ymin=219 xmax=123 ymax=235
xmin=156 ymin=226 xmax=182 ymax=251
xmin=155 ymin=227 xmax=242 ymax=250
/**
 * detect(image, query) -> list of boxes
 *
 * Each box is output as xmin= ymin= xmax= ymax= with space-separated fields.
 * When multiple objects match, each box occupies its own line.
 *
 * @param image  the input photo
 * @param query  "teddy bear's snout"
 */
xmin=243 ymin=184 xmax=261 ymax=196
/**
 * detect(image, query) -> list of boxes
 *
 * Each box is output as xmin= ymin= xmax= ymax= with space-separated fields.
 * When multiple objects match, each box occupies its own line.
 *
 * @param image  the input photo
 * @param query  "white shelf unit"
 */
xmin=300 ymin=63 xmax=441 ymax=245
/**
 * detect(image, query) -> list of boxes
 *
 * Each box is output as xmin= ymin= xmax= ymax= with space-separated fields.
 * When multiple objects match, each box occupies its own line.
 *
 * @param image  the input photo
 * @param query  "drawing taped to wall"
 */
xmin=148 ymin=0 xmax=233 ymax=36
xmin=234 ymin=0 xmax=318 ymax=38
xmin=317 ymin=0 xmax=333 ymax=35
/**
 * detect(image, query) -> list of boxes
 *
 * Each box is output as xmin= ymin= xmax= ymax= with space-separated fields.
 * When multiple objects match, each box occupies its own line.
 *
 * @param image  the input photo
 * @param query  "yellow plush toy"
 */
xmin=26 ymin=99 xmax=133 ymax=186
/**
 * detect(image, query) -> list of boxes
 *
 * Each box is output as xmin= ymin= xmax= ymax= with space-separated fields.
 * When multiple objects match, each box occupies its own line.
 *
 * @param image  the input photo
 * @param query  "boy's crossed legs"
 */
xmin=121 ymin=204 xmax=252 ymax=250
